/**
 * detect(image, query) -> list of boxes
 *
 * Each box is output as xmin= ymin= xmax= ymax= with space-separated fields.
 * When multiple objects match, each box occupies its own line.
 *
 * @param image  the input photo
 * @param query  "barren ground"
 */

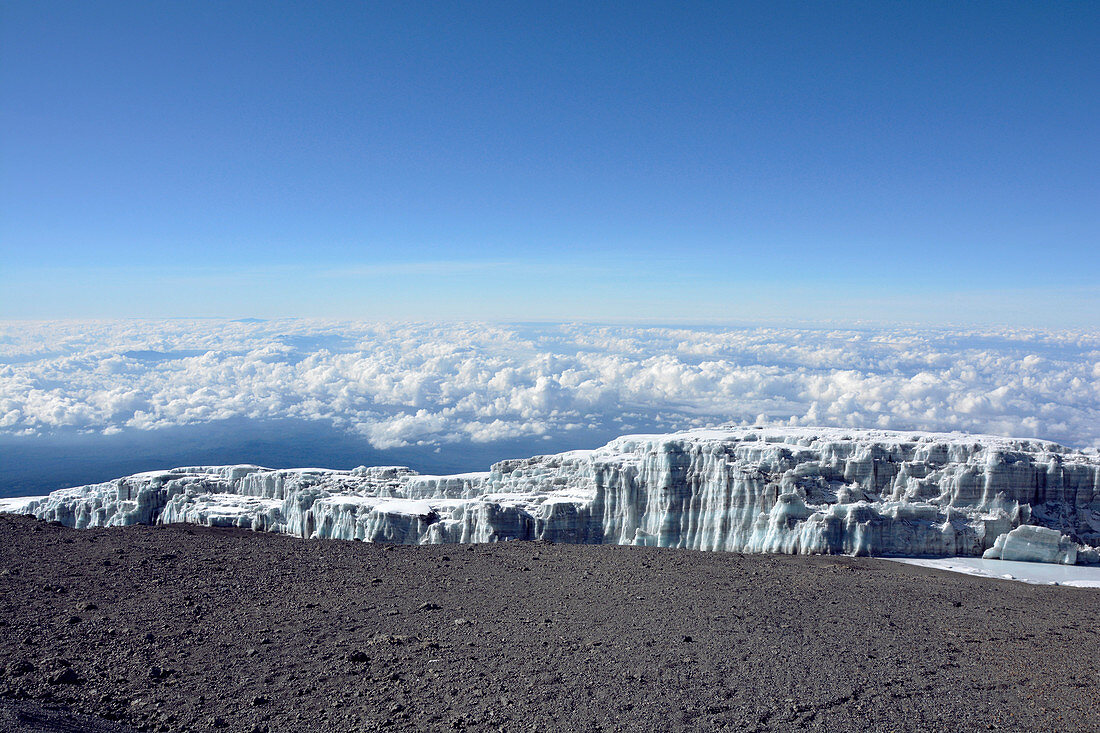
xmin=1 ymin=514 xmax=1098 ymax=732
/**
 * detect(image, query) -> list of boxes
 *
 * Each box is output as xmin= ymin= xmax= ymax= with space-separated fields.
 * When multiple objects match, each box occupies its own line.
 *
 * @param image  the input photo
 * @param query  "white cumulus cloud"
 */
xmin=0 ymin=319 xmax=1097 ymax=450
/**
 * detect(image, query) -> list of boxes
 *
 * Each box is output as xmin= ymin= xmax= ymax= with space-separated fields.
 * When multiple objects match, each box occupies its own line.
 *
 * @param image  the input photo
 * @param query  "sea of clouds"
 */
xmin=1 ymin=319 xmax=1098 ymax=451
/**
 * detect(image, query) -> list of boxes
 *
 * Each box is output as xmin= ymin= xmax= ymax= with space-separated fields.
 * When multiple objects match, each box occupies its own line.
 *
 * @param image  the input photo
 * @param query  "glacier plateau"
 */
xmin=6 ymin=427 xmax=1100 ymax=565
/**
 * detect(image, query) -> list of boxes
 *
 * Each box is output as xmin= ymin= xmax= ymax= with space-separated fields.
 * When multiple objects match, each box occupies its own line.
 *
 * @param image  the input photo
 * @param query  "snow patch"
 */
xmin=890 ymin=557 xmax=1100 ymax=587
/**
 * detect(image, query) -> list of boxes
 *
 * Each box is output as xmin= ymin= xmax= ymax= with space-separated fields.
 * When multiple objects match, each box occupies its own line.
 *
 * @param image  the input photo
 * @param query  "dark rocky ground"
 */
xmin=1 ymin=513 xmax=1098 ymax=732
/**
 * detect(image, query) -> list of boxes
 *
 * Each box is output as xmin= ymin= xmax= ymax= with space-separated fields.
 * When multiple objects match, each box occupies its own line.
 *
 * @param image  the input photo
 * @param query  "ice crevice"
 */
xmin=9 ymin=427 xmax=1100 ymax=565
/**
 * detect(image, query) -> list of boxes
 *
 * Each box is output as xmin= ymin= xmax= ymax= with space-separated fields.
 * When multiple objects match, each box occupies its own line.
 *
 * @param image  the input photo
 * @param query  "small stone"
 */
xmin=252 ymin=695 xmax=268 ymax=706
xmin=78 ymin=601 xmax=98 ymax=611
xmin=5 ymin=660 xmax=34 ymax=676
xmin=66 ymin=615 xmax=82 ymax=625
xmin=211 ymin=716 xmax=229 ymax=728
xmin=347 ymin=651 xmax=370 ymax=663
xmin=48 ymin=668 xmax=82 ymax=685
xmin=418 ymin=602 xmax=441 ymax=612
xmin=453 ymin=618 xmax=469 ymax=626
xmin=681 ymin=635 xmax=693 ymax=643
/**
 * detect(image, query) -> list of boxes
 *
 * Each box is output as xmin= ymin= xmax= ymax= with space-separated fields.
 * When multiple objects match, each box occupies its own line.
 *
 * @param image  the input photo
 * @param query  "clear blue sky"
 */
xmin=2 ymin=1 xmax=1097 ymax=325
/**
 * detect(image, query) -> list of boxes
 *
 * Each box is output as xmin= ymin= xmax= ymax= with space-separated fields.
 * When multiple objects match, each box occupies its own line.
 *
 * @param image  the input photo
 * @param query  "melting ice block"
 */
xmin=983 ymin=525 xmax=1078 ymax=565
xmin=7 ymin=427 xmax=1100 ymax=564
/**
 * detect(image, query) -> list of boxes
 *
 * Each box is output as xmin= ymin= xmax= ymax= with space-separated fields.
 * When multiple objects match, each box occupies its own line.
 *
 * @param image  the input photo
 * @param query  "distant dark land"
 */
xmin=0 ymin=419 xmax=636 ymax=498
xmin=1 ymin=514 xmax=1098 ymax=732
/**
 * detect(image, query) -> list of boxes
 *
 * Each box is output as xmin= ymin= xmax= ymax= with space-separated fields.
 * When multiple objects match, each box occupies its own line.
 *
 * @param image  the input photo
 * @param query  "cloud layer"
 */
xmin=1 ymin=320 xmax=1098 ymax=451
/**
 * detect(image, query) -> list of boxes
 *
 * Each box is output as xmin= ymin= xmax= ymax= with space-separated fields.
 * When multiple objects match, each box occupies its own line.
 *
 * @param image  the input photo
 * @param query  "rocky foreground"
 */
xmin=1 ymin=514 xmax=1099 ymax=732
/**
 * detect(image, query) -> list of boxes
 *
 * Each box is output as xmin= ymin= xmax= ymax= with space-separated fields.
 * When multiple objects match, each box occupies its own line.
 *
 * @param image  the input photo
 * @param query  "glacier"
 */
xmin=5 ymin=427 xmax=1100 ymax=565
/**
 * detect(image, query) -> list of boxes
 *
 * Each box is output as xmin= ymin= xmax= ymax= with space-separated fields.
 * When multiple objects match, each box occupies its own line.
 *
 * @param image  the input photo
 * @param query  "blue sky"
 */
xmin=2 ymin=1 xmax=1097 ymax=325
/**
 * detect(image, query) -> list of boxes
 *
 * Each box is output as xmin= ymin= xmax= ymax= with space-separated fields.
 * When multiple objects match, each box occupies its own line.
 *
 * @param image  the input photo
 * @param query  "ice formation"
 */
xmin=7 ymin=427 xmax=1100 ymax=564
xmin=981 ymin=525 xmax=1080 ymax=565
xmin=891 ymin=557 xmax=1100 ymax=586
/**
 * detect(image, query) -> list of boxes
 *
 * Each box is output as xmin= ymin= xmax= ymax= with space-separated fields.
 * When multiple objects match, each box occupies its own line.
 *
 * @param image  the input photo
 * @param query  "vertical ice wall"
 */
xmin=10 ymin=428 xmax=1100 ymax=563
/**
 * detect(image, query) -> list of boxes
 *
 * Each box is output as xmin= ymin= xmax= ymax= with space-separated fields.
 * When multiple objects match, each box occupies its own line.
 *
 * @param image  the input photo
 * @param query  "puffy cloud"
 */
xmin=0 ymin=319 xmax=1097 ymax=450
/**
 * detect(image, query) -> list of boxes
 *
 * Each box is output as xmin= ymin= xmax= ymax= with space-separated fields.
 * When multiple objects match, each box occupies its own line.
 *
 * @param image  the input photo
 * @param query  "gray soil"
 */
xmin=1 ymin=513 xmax=1098 ymax=732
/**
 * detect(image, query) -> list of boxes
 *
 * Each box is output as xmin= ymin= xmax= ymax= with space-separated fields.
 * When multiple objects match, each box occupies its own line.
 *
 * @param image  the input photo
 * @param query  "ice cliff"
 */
xmin=7 ymin=427 xmax=1100 ymax=564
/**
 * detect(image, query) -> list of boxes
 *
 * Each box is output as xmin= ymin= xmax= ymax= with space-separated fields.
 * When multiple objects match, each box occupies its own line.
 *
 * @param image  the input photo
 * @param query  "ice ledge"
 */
xmin=5 ymin=427 xmax=1100 ymax=565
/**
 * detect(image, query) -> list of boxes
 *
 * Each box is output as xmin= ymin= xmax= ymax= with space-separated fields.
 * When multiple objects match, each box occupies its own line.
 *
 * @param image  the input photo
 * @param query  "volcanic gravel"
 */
xmin=1 ymin=514 xmax=1099 ymax=732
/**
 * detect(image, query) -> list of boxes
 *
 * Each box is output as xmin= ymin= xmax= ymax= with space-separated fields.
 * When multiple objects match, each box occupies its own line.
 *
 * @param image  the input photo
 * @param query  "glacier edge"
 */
xmin=7 ymin=427 xmax=1100 ymax=565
